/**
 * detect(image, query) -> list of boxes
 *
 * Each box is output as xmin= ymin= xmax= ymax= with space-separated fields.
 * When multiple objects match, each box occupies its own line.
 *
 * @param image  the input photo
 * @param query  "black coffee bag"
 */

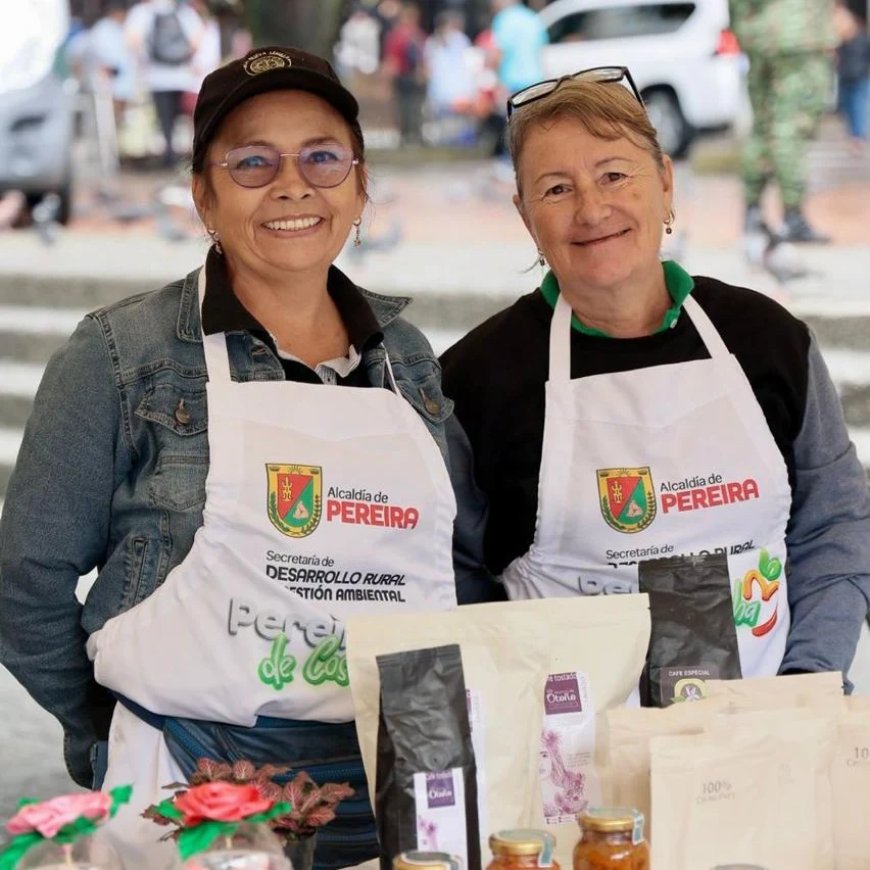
xmin=639 ymin=552 xmax=742 ymax=707
xmin=375 ymin=644 xmax=481 ymax=870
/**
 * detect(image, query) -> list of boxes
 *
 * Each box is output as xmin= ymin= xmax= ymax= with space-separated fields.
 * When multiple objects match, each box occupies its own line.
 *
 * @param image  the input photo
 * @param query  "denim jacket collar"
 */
xmin=175 ymin=265 xmax=411 ymax=344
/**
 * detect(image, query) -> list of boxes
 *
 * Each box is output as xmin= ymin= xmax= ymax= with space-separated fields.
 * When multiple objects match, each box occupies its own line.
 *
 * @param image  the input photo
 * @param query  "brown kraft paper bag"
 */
xmin=704 ymin=671 xmax=844 ymax=708
xmin=650 ymin=715 xmax=835 ymax=870
xmin=346 ymin=595 xmax=651 ymax=870
xmin=830 ymin=710 xmax=870 ymax=869
xmin=600 ymin=695 xmax=729 ymax=835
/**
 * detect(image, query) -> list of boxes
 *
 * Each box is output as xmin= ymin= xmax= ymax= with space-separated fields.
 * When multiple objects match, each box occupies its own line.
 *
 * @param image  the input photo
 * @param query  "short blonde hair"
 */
xmin=508 ymin=79 xmax=665 ymax=184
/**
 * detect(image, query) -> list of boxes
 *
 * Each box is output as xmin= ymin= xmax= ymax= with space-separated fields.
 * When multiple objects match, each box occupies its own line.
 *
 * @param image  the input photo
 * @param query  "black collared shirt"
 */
xmin=200 ymin=248 xmax=382 ymax=386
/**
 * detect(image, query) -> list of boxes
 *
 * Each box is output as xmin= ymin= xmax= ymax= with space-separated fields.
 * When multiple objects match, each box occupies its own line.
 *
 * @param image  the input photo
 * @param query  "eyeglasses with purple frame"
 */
xmin=209 ymin=142 xmax=360 ymax=189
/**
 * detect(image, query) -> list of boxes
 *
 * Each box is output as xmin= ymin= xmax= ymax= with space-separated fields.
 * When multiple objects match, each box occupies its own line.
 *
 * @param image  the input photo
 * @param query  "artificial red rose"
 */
xmin=173 ymin=782 xmax=273 ymax=826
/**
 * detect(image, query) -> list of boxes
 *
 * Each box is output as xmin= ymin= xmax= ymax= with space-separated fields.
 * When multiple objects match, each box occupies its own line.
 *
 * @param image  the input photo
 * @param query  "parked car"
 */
xmin=0 ymin=0 xmax=74 ymax=223
xmin=537 ymin=0 xmax=744 ymax=157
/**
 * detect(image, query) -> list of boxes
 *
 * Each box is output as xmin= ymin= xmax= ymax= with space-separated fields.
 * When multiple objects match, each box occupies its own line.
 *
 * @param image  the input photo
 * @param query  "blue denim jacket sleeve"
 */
xmin=0 ymin=276 xmax=494 ymax=785
xmin=0 ymin=315 xmax=130 ymax=786
xmin=780 ymin=333 xmax=870 ymax=690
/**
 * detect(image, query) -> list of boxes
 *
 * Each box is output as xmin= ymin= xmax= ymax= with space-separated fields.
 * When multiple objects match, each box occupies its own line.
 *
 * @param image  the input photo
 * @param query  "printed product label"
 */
xmin=657 ymin=665 xmax=718 ymax=705
xmin=414 ymin=767 xmax=468 ymax=867
xmin=466 ymin=688 xmax=488 ymax=838
xmin=540 ymin=671 xmax=601 ymax=824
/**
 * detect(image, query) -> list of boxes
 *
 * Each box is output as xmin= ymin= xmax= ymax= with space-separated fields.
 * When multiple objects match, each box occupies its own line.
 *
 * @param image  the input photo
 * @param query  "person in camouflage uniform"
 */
xmin=730 ymin=0 xmax=837 ymax=242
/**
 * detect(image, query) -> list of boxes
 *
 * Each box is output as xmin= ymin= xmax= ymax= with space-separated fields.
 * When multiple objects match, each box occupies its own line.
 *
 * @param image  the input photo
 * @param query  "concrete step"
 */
xmin=0 ymin=427 xmax=21 ymax=496
xmin=3 ymin=292 xmax=870 ymax=375
xmin=2 ymin=350 xmax=870 ymax=499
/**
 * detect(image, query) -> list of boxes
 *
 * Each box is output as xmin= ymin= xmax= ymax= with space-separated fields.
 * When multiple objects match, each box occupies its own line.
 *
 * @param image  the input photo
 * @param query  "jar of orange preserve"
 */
xmin=573 ymin=808 xmax=649 ymax=870
xmin=487 ymin=829 xmax=560 ymax=870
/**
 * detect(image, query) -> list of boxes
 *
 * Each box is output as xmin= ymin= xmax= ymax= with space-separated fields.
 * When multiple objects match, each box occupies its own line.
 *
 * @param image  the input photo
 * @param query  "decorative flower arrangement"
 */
xmin=142 ymin=781 xmax=290 ymax=861
xmin=0 ymin=786 xmax=131 ymax=870
xmin=143 ymin=759 xmax=354 ymax=860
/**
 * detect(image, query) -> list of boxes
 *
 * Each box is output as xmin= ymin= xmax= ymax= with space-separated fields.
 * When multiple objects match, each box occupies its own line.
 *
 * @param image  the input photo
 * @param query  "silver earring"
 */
xmin=207 ymin=227 xmax=223 ymax=254
xmin=537 ymin=249 xmax=546 ymax=267
xmin=664 ymin=208 xmax=676 ymax=236
xmin=352 ymin=218 xmax=362 ymax=247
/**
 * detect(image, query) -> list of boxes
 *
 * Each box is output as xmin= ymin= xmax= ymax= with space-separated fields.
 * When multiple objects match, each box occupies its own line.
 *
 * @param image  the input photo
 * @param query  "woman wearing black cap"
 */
xmin=0 ymin=47 xmax=491 ymax=868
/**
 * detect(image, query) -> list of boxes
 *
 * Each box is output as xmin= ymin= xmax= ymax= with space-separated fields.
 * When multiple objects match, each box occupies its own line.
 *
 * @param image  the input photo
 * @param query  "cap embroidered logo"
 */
xmin=244 ymin=50 xmax=293 ymax=76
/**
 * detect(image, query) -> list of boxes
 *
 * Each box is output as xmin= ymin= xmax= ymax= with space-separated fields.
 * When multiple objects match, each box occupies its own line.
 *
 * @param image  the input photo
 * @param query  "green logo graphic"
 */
xmin=302 ymin=635 xmax=349 ymax=687
xmin=258 ymin=633 xmax=297 ymax=690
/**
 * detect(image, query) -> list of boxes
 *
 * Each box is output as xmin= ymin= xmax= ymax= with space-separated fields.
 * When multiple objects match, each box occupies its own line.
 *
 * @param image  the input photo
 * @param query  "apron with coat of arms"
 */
xmin=500 ymin=293 xmax=793 ymax=680
xmin=86 ymin=266 xmax=458 ymax=866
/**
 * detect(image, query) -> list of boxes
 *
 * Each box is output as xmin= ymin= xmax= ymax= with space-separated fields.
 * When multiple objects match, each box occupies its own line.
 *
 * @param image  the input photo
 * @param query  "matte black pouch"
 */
xmin=639 ymin=552 xmax=742 ymax=707
xmin=375 ymin=644 xmax=481 ymax=870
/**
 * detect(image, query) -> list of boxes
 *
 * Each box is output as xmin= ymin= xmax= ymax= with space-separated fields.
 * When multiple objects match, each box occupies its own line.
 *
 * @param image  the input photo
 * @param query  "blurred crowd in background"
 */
xmin=60 ymin=0 xmax=550 ymax=168
xmin=58 ymin=0 xmax=870 ymax=161
xmin=0 ymin=0 xmax=868 ymax=235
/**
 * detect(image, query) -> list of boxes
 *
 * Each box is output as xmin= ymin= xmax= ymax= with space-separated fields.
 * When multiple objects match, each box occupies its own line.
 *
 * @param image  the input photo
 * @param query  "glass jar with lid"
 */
xmin=573 ymin=808 xmax=649 ymax=870
xmin=487 ymin=829 xmax=560 ymax=870
xmin=393 ymin=851 xmax=462 ymax=870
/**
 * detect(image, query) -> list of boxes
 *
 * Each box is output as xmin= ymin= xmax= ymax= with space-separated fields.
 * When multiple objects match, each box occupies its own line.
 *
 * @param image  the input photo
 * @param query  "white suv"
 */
xmin=537 ymin=0 xmax=744 ymax=157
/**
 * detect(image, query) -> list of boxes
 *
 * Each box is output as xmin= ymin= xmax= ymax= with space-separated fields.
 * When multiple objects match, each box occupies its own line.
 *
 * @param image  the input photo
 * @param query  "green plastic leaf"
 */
xmin=0 ymin=832 xmax=43 ymax=870
xmin=54 ymin=815 xmax=101 ymax=844
xmin=177 ymin=820 xmax=239 ymax=860
xmin=109 ymin=784 xmax=133 ymax=817
xmin=152 ymin=798 xmax=184 ymax=821
xmin=246 ymin=801 xmax=293 ymax=825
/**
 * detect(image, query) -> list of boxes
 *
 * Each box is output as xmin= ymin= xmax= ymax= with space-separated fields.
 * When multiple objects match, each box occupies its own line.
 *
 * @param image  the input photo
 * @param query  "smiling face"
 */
xmin=193 ymin=89 xmax=365 ymax=287
xmin=514 ymin=117 xmax=673 ymax=303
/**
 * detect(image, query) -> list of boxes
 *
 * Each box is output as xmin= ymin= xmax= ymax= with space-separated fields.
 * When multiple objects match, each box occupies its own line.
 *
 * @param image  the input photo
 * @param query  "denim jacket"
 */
xmin=0 ymin=267 xmax=494 ymax=787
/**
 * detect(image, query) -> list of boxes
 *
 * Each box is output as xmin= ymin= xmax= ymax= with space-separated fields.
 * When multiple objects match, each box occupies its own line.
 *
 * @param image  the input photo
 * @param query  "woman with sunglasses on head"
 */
xmin=441 ymin=68 xmax=870 ymax=692
xmin=0 ymin=47 xmax=491 ymax=869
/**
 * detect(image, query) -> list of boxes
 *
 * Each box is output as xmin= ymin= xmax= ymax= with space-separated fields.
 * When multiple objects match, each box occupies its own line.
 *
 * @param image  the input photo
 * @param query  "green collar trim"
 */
xmin=539 ymin=260 xmax=694 ymax=337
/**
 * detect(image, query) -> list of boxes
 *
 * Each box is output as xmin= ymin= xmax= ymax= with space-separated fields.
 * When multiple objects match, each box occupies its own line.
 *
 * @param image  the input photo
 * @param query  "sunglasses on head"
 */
xmin=507 ymin=66 xmax=644 ymax=119
xmin=210 ymin=142 xmax=359 ymax=189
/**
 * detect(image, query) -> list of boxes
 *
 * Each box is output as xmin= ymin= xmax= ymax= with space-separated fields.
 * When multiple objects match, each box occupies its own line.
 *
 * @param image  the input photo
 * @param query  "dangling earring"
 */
xmin=537 ymin=249 xmax=546 ymax=267
xmin=664 ymin=208 xmax=676 ymax=235
xmin=353 ymin=217 xmax=362 ymax=248
xmin=206 ymin=227 xmax=223 ymax=254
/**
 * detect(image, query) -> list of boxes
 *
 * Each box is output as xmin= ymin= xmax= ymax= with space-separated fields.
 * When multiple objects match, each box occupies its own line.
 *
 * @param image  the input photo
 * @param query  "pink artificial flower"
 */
xmin=7 ymin=793 xmax=113 ymax=839
xmin=174 ymin=783 xmax=274 ymax=826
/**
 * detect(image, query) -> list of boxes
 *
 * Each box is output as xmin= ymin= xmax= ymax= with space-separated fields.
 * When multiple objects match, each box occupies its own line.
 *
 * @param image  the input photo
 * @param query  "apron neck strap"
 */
xmin=682 ymin=295 xmax=730 ymax=359
xmin=548 ymin=289 xmax=730 ymax=379
xmin=549 ymin=293 xmax=573 ymax=381
xmin=197 ymin=265 xmax=232 ymax=383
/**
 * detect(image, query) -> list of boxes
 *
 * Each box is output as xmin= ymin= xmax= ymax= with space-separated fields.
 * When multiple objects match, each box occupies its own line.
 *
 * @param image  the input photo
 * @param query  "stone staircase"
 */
xmin=2 ymin=270 xmax=870 ymax=502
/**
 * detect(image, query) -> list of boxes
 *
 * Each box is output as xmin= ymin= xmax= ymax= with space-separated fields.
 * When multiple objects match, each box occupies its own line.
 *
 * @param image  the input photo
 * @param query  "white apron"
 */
xmin=501 ymin=293 xmax=792 ymax=680
xmin=87 ymin=268 xmax=458 ymax=868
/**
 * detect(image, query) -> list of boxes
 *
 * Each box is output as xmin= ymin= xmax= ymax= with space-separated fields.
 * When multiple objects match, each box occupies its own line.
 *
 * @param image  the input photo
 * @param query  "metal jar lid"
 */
xmin=393 ymin=851 xmax=462 ymax=870
xmin=579 ymin=807 xmax=645 ymax=839
xmin=489 ymin=830 xmax=556 ymax=866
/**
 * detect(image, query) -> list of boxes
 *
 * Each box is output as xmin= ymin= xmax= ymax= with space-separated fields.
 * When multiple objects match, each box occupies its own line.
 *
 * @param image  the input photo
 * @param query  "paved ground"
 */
xmin=1 ymin=119 xmax=869 ymax=827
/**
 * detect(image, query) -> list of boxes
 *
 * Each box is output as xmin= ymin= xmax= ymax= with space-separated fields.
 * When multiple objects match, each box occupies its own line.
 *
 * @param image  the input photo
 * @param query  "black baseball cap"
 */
xmin=192 ymin=46 xmax=361 ymax=169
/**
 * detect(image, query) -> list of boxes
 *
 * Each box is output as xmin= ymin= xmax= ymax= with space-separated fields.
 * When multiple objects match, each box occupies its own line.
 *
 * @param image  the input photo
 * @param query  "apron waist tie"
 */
xmin=112 ymin=694 xmax=378 ymax=870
